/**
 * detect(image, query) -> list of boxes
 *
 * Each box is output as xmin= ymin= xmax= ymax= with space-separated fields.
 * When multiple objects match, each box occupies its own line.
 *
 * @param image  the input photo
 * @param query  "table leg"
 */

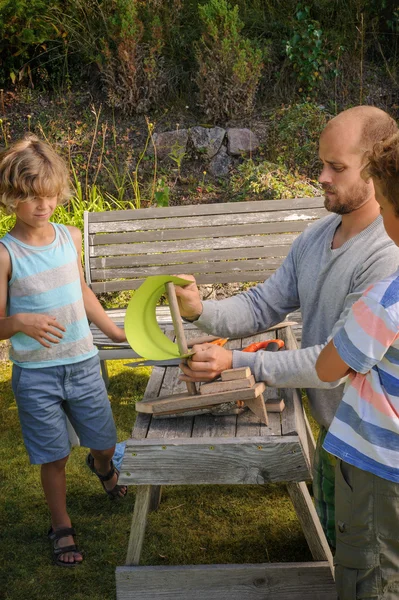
xmin=126 ymin=485 xmax=153 ymax=566
xmin=149 ymin=485 xmax=162 ymax=512
xmin=287 ymin=481 xmax=334 ymax=576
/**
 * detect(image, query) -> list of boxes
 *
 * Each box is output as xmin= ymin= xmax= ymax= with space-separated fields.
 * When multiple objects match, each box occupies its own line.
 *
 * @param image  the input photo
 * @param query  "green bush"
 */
xmin=285 ymin=4 xmax=329 ymax=97
xmin=267 ymin=102 xmax=331 ymax=179
xmin=60 ymin=0 xmax=166 ymax=114
xmin=196 ymin=0 xmax=264 ymax=122
xmin=231 ymin=159 xmax=321 ymax=200
xmin=0 ymin=0 xmax=65 ymax=86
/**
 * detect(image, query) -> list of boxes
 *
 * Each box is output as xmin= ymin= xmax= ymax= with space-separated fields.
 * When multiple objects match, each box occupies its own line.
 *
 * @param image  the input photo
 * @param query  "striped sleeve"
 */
xmin=333 ymin=295 xmax=398 ymax=374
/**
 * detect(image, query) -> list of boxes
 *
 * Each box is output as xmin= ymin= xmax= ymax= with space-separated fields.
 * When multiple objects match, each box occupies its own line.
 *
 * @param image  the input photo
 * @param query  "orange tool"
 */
xmin=242 ymin=339 xmax=285 ymax=353
xmin=209 ymin=338 xmax=229 ymax=347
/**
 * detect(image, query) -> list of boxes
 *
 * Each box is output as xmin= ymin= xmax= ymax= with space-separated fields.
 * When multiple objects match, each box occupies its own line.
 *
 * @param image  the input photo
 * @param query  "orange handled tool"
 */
xmin=242 ymin=339 xmax=285 ymax=353
xmin=210 ymin=338 xmax=229 ymax=347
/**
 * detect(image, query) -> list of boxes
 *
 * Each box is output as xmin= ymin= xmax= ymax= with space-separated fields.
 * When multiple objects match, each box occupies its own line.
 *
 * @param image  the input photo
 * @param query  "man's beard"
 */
xmin=323 ymin=183 xmax=370 ymax=215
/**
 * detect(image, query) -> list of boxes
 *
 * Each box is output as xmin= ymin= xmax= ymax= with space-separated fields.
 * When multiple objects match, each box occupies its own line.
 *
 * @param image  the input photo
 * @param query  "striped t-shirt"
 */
xmin=323 ymin=270 xmax=399 ymax=482
xmin=1 ymin=223 xmax=97 ymax=368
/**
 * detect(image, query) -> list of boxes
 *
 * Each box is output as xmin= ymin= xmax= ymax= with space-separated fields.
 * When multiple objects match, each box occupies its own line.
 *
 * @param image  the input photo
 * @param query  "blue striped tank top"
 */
xmin=1 ymin=223 xmax=97 ymax=368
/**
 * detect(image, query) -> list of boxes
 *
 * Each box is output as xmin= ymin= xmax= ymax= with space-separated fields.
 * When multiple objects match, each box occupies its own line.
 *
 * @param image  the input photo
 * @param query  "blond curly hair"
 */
xmin=0 ymin=134 xmax=71 ymax=214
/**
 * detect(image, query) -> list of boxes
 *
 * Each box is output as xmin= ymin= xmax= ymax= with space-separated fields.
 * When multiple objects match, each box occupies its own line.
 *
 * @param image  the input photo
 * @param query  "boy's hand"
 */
xmin=16 ymin=313 xmax=66 ymax=348
xmin=179 ymin=343 xmax=233 ymax=382
xmin=109 ymin=327 xmax=127 ymax=344
xmin=173 ymin=274 xmax=203 ymax=321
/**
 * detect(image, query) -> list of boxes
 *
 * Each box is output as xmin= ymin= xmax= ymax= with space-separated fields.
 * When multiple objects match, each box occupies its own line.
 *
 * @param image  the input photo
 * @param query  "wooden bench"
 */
xmin=84 ymin=196 xmax=327 ymax=380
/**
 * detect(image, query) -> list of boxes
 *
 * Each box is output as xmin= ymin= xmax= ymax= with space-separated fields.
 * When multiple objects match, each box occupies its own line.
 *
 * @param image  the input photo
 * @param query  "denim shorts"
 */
xmin=12 ymin=355 xmax=117 ymax=465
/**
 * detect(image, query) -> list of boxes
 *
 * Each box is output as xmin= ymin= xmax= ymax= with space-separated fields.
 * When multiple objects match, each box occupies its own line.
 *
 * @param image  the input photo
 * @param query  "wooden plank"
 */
xmin=91 ymin=271 xmax=277 ymax=293
xmin=90 ymin=218 xmax=322 ymax=245
xmin=244 ymin=394 xmax=268 ymax=425
xmin=221 ymin=367 xmax=251 ymax=381
xmin=118 ymin=437 xmax=309 ymax=485
xmin=200 ymin=376 xmax=255 ymax=395
xmin=89 ymin=245 xmax=293 ymax=269
xmin=125 ymin=485 xmax=153 ymax=566
xmin=89 ymin=233 xmax=299 ymax=257
xmin=90 ymin=258 xmax=284 ymax=281
xmin=137 ymin=383 xmax=266 ymax=414
xmin=116 ymin=562 xmax=336 ymax=600
xmin=89 ymin=206 xmax=326 ymax=234
xmin=88 ymin=195 xmax=325 ymax=223
xmin=265 ymin=398 xmax=285 ymax=412
xmin=287 ymin=482 xmax=334 ymax=574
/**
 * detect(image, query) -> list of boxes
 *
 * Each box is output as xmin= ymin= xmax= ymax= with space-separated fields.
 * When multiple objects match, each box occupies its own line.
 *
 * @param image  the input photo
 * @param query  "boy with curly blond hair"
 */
xmin=0 ymin=135 xmax=127 ymax=567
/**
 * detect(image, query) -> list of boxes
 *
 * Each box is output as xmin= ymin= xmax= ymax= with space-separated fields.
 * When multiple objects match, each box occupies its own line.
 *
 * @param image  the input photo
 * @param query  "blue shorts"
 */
xmin=12 ymin=355 xmax=117 ymax=465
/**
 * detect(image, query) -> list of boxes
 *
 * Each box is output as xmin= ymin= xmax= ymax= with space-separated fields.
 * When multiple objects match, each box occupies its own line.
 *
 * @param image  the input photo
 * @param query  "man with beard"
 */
xmin=174 ymin=105 xmax=399 ymax=550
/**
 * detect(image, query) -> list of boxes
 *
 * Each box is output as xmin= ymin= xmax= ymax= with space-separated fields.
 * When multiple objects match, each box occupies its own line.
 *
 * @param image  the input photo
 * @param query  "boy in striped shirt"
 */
xmin=316 ymin=133 xmax=399 ymax=599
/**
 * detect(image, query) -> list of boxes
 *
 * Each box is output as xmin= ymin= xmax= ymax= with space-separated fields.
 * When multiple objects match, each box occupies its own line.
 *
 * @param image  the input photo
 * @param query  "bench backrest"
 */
xmin=84 ymin=197 xmax=328 ymax=294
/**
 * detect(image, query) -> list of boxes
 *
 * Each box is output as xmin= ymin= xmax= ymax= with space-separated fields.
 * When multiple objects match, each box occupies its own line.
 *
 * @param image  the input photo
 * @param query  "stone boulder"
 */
xmin=227 ymin=128 xmax=259 ymax=156
xmin=149 ymin=129 xmax=189 ymax=160
xmin=209 ymin=145 xmax=232 ymax=178
xmin=190 ymin=126 xmax=225 ymax=159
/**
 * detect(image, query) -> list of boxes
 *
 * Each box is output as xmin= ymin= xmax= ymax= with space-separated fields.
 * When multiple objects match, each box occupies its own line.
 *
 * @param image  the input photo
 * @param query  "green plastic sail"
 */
xmin=124 ymin=275 xmax=193 ymax=360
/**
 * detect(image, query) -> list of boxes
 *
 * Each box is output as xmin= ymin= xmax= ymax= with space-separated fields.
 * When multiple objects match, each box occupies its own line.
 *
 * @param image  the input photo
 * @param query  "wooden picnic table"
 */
xmin=116 ymin=325 xmax=335 ymax=600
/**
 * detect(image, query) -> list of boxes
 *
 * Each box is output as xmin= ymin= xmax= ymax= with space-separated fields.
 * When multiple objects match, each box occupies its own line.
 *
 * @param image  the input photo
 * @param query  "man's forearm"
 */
xmin=233 ymin=343 xmax=343 ymax=390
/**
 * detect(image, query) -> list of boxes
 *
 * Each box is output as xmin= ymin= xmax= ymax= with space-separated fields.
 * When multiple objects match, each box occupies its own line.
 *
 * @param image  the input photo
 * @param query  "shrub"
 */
xmin=196 ymin=0 xmax=264 ymax=122
xmin=0 ymin=0 xmax=65 ymax=87
xmin=285 ymin=3 xmax=329 ymax=97
xmin=230 ymin=159 xmax=321 ymax=200
xmin=267 ymin=102 xmax=331 ymax=179
xmin=61 ymin=0 xmax=166 ymax=114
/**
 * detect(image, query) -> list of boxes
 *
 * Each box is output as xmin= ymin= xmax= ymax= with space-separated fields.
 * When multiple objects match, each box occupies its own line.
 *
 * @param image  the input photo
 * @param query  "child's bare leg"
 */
xmin=41 ymin=456 xmax=83 ymax=564
xmin=90 ymin=447 xmax=127 ymax=497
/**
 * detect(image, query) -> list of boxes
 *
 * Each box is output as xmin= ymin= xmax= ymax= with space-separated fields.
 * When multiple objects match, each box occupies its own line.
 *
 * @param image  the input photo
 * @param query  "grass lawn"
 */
xmin=0 ymin=358 xmax=315 ymax=600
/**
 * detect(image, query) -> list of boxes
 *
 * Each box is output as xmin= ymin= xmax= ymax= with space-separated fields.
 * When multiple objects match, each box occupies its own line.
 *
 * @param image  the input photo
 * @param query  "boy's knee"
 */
xmin=43 ymin=455 xmax=69 ymax=469
xmin=90 ymin=447 xmax=115 ymax=462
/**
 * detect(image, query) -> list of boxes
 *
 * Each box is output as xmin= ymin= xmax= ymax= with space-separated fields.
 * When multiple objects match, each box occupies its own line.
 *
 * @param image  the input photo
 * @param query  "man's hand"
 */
xmin=16 ymin=313 xmax=66 ymax=348
xmin=179 ymin=343 xmax=233 ymax=382
xmin=174 ymin=274 xmax=203 ymax=321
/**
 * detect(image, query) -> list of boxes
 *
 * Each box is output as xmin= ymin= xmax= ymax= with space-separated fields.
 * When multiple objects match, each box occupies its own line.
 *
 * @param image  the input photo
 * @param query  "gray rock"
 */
xmin=209 ymin=146 xmax=232 ymax=178
xmin=227 ymin=128 xmax=259 ymax=156
xmin=190 ymin=126 xmax=225 ymax=159
xmin=149 ymin=129 xmax=189 ymax=160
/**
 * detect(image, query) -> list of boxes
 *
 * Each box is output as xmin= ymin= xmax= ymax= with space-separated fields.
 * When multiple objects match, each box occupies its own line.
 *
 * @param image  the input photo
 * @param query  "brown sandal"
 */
xmin=48 ymin=526 xmax=83 ymax=567
xmin=86 ymin=453 xmax=127 ymax=499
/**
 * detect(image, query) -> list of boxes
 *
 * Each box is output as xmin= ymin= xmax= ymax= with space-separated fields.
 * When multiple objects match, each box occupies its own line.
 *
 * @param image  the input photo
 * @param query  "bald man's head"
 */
xmin=323 ymin=106 xmax=398 ymax=156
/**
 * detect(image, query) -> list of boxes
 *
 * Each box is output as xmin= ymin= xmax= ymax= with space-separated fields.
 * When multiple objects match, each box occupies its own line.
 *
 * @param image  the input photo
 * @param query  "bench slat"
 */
xmin=89 ymin=233 xmax=299 ymax=257
xmin=90 ymin=258 xmax=284 ymax=281
xmin=88 ymin=196 xmax=325 ymax=222
xmin=89 ymin=219 xmax=318 ymax=246
xmin=88 ymin=207 xmax=326 ymax=234
xmin=91 ymin=270 xmax=277 ymax=293
xmin=89 ymin=244 xmax=292 ymax=269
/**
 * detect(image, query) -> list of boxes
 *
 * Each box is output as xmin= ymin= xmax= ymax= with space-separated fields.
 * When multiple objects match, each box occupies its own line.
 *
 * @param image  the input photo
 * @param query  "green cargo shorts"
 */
xmin=313 ymin=427 xmax=337 ymax=548
xmin=334 ymin=460 xmax=399 ymax=600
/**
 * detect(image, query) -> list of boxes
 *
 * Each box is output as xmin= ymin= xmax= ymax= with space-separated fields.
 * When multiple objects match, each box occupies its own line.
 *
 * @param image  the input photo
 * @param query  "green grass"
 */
xmin=0 ymin=359 xmax=314 ymax=600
